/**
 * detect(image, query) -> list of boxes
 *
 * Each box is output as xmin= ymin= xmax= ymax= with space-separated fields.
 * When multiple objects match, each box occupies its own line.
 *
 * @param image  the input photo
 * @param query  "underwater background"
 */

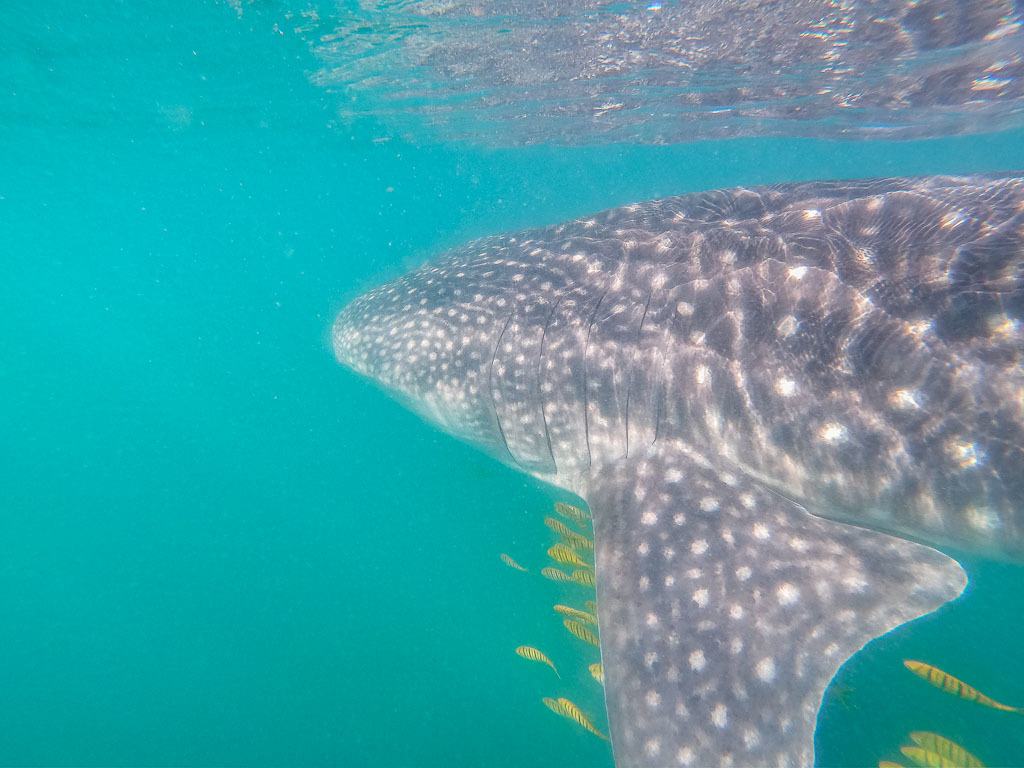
xmin=2 ymin=2 xmax=1024 ymax=766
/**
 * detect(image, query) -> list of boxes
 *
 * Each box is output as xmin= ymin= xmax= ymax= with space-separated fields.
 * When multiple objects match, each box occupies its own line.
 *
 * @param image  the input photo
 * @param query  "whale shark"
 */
xmin=332 ymin=173 xmax=1024 ymax=767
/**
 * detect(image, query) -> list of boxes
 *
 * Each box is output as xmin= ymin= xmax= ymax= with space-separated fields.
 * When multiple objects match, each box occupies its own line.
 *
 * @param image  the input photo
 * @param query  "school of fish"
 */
xmin=872 ymin=659 xmax=1024 ymax=766
xmin=879 ymin=731 xmax=984 ymax=768
xmin=505 ymin=503 xmax=1024 ymax=761
xmin=503 ymin=502 xmax=609 ymax=743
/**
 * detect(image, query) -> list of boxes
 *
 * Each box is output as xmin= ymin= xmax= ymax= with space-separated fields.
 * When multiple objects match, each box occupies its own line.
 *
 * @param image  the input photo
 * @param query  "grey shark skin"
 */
xmin=333 ymin=174 xmax=1024 ymax=767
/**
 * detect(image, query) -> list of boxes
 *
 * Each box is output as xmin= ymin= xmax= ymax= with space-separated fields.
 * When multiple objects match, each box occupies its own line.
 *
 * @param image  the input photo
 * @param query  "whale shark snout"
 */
xmin=332 ymin=261 xmax=535 ymax=465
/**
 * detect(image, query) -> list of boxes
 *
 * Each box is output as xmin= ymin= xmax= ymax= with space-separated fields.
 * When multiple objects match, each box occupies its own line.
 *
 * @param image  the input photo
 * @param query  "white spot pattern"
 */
xmin=331 ymin=177 xmax=995 ymax=768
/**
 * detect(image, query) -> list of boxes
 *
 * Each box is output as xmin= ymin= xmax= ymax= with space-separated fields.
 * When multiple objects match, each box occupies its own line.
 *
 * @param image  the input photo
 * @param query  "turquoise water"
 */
xmin=3 ymin=3 xmax=1024 ymax=766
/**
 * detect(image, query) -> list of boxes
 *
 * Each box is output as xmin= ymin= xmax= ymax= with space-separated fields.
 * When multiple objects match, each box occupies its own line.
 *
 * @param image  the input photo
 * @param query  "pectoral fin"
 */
xmin=585 ymin=451 xmax=966 ymax=767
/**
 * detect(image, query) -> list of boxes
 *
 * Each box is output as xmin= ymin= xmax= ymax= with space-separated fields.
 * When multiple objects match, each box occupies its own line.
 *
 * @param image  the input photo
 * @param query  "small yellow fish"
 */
xmin=544 ymin=517 xmax=594 ymax=550
xmin=554 ymin=501 xmax=590 ymax=525
xmin=553 ymin=604 xmax=597 ymax=624
xmin=515 ymin=645 xmax=560 ymax=678
xmin=903 ymin=659 xmax=1024 ymax=713
xmin=900 ymin=746 xmax=956 ymax=768
xmin=589 ymin=662 xmax=604 ymax=684
xmin=499 ymin=553 xmax=528 ymax=572
xmin=571 ymin=568 xmax=596 ymax=587
xmin=909 ymin=733 xmax=983 ymax=768
xmin=541 ymin=566 xmax=572 ymax=583
xmin=564 ymin=532 xmax=595 ymax=551
xmin=548 ymin=543 xmax=592 ymax=569
xmin=544 ymin=516 xmax=576 ymax=537
xmin=542 ymin=696 xmax=608 ymax=740
xmin=564 ymin=619 xmax=600 ymax=647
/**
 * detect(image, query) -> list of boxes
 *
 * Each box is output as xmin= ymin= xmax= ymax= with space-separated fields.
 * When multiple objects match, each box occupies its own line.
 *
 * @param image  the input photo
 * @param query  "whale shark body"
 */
xmin=333 ymin=174 xmax=1024 ymax=766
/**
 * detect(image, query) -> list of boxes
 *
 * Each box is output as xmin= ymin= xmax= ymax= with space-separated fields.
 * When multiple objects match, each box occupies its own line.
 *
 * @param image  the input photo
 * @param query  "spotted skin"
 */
xmin=333 ymin=174 xmax=1024 ymax=766
xmin=590 ymin=449 xmax=963 ymax=767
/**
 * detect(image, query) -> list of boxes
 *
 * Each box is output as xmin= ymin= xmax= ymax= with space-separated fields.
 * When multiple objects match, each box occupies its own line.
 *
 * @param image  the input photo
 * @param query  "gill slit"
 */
xmin=582 ymin=290 xmax=608 ymax=469
xmin=489 ymin=311 xmax=521 ymax=469
xmin=652 ymin=344 xmax=665 ymax=446
xmin=624 ymin=289 xmax=653 ymax=459
xmin=537 ymin=294 xmax=563 ymax=474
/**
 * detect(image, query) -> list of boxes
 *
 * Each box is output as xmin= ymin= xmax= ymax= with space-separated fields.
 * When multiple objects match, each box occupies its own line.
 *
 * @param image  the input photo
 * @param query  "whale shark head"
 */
xmin=333 ymin=248 xmax=563 ymax=473
xmin=334 ymin=174 xmax=1024 ymax=767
